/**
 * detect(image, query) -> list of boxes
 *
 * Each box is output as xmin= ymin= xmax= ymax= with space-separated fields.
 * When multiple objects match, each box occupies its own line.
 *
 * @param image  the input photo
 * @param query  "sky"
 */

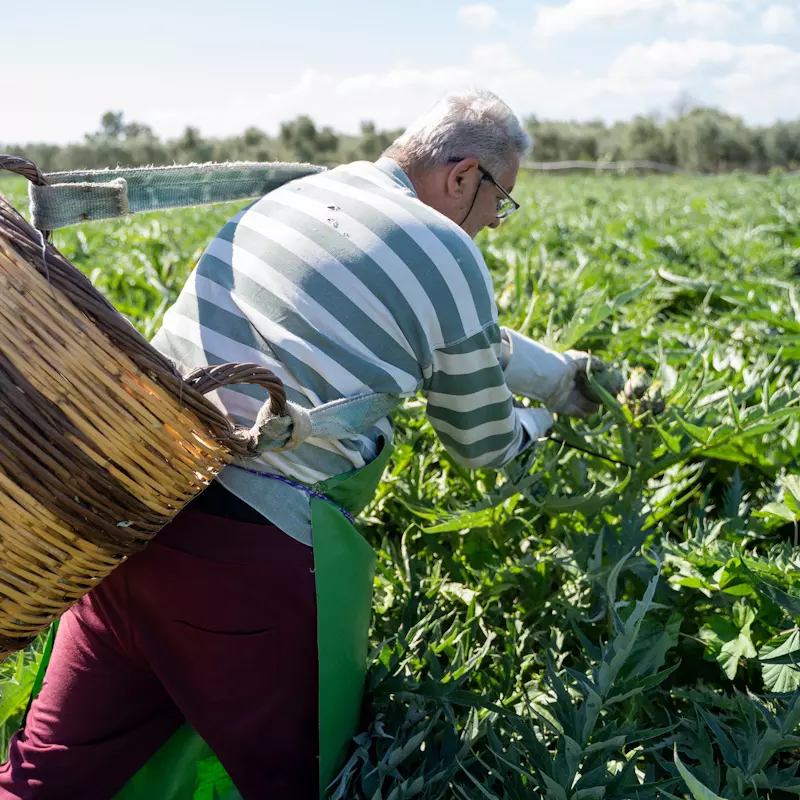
xmin=3 ymin=0 xmax=799 ymax=145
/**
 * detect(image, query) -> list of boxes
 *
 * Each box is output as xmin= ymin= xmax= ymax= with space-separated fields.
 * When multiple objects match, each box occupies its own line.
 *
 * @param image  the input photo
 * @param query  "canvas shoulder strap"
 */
xmin=27 ymin=161 xmax=325 ymax=230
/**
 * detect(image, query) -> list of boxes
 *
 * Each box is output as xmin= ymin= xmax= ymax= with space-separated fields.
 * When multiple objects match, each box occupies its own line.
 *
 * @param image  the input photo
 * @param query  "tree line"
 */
xmin=3 ymin=106 xmax=799 ymax=174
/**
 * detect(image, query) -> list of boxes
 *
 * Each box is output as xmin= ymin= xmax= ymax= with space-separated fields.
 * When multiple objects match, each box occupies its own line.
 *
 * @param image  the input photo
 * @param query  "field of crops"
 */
xmin=1 ymin=170 xmax=799 ymax=799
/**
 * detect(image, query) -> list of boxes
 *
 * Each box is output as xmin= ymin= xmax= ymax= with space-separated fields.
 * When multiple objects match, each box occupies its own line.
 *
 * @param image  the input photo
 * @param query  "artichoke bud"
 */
xmin=620 ymin=366 xmax=651 ymax=402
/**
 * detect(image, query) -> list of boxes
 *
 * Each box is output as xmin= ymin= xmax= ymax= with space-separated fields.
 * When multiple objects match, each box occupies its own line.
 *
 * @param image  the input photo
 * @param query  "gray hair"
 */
xmin=384 ymin=88 xmax=531 ymax=176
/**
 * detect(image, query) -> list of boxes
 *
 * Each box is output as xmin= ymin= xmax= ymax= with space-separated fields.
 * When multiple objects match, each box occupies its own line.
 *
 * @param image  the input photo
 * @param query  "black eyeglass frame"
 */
xmin=446 ymin=157 xmax=521 ymax=220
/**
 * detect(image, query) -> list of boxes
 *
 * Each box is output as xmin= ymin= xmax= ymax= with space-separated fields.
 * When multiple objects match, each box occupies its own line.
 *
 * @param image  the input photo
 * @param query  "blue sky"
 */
xmin=4 ymin=0 xmax=799 ymax=144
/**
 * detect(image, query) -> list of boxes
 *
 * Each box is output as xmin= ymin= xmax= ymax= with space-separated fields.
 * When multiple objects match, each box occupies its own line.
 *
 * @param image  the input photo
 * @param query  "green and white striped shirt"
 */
xmin=151 ymin=157 xmax=533 ymax=545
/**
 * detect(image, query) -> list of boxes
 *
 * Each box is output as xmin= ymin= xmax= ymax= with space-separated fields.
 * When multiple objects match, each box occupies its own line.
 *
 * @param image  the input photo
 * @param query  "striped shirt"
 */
xmin=151 ymin=157 xmax=533 ymax=545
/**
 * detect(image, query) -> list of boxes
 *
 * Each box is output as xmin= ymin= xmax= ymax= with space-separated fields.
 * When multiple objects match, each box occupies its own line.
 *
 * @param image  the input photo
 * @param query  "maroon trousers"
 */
xmin=0 ymin=501 xmax=319 ymax=799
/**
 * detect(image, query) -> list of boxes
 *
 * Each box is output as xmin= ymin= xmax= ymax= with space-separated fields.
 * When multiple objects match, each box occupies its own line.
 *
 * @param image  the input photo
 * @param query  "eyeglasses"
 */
xmin=478 ymin=165 xmax=520 ymax=219
xmin=447 ymin=157 xmax=520 ymax=220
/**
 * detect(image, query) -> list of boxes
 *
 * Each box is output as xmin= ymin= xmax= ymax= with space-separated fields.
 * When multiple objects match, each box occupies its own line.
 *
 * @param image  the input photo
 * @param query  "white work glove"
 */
xmin=516 ymin=406 xmax=555 ymax=442
xmin=500 ymin=328 xmax=605 ymax=420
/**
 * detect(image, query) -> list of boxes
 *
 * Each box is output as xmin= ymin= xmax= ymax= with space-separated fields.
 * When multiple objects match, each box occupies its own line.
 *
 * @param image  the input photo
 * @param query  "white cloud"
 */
xmin=727 ymin=42 xmax=800 ymax=80
xmin=335 ymin=67 xmax=472 ymax=95
xmin=605 ymin=38 xmax=800 ymax=120
xmin=534 ymin=0 xmax=740 ymax=36
xmin=535 ymin=0 xmax=663 ymax=37
xmin=716 ymin=42 xmax=800 ymax=104
xmin=132 ymin=67 xmax=478 ymax=142
xmin=761 ymin=4 xmax=799 ymax=34
xmin=471 ymin=42 xmax=518 ymax=69
xmin=457 ymin=4 xmax=498 ymax=28
xmin=671 ymin=0 xmax=741 ymax=28
xmin=609 ymin=38 xmax=737 ymax=80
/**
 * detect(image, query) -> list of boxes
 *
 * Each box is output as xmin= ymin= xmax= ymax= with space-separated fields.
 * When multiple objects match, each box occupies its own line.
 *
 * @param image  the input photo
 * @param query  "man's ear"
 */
xmin=446 ymin=158 xmax=479 ymax=199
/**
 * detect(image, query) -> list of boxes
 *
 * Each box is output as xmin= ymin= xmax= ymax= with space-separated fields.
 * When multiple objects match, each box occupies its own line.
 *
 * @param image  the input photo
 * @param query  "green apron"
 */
xmin=26 ymin=439 xmax=393 ymax=800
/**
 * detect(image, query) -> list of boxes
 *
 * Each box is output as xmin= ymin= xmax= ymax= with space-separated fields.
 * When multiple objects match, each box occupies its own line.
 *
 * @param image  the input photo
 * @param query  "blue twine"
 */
xmin=230 ymin=463 xmax=356 ymax=524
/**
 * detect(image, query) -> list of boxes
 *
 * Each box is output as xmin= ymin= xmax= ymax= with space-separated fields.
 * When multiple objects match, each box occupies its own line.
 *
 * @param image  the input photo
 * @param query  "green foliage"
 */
xmin=3 ymin=106 xmax=800 ymax=174
xmin=1 ymin=171 xmax=799 ymax=798
xmin=527 ymin=107 xmax=800 ymax=173
xmin=0 ymin=111 xmax=404 ymax=172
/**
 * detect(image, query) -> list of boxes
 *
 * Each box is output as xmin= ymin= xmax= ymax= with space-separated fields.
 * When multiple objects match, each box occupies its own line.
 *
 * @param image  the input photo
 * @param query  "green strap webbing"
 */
xmin=29 ymin=161 xmax=325 ymax=230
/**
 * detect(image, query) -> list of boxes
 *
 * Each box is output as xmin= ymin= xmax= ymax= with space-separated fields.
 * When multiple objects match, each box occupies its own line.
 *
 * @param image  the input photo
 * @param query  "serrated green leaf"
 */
xmin=784 ymin=475 xmax=800 ymax=510
xmin=423 ymin=507 xmax=498 ymax=534
xmin=760 ymin=631 xmax=800 ymax=693
xmin=674 ymin=747 xmax=726 ymax=800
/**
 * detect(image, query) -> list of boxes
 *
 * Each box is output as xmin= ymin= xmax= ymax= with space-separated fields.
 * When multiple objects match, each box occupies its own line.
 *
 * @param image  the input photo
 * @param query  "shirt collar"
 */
xmin=374 ymin=157 xmax=418 ymax=197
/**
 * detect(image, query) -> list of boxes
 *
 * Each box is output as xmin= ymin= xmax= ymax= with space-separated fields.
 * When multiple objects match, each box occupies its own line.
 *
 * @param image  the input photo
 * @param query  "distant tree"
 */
xmin=669 ymin=108 xmax=755 ymax=172
xmin=356 ymin=121 xmax=391 ymax=161
xmin=525 ymin=119 xmax=567 ymax=162
xmin=172 ymin=126 xmax=213 ymax=164
xmin=122 ymin=121 xmax=156 ymax=140
xmin=100 ymin=111 xmax=125 ymax=139
xmin=5 ymin=107 xmax=798 ymax=174
xmin=279 ymin=115 xmax=321 ymax=162
xmin=526 ymin=119 xmax=608 ymax=163
xmin=243 ymin=126 xmax=268 ymax=149
xmin=316 ymin=126 xmax=339 ymax=161
xmin=763 ymin=121 xmax=800 ymax=170
xmin=224 ymin=126 xmax=272 ymax=162
xmin=626 ymin=115 xmax=674 ymax=163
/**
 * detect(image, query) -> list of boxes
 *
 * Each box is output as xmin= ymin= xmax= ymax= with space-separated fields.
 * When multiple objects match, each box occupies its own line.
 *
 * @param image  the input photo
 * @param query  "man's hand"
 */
xmin=546 ymin=350 xmax=606 ymax=419
xmin=500 ymin=328 xmax=606 ymax=420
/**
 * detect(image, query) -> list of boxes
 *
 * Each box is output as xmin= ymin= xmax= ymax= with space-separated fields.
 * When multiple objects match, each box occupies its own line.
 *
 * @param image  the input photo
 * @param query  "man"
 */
xmin=0 ymin=88 xmax=602 ymax=799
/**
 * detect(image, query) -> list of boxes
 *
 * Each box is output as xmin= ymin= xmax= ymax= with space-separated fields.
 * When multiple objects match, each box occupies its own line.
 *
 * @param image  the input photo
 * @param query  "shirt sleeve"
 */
xmin=422 ymin=322 xmax=538 ymax=469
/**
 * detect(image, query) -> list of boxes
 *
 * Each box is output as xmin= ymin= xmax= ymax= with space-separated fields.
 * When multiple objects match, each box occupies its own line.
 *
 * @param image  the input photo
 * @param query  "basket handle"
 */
xmin=179 ymin=363 xmax=288 ymax=456
xmin=182 ymin=363 xmax=286 ymax=412
xmin=0 ymin=155 xmax=49 ymax=187
xmin=1 ymin=155 xmax=52 ymax=240
xmin=182 ymin=363 xmax=289 ymax=454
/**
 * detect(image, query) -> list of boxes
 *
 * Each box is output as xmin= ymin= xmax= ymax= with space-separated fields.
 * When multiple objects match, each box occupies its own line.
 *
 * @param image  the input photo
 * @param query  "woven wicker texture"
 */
xmin=0 ymin=156 xmax=286 ymax=659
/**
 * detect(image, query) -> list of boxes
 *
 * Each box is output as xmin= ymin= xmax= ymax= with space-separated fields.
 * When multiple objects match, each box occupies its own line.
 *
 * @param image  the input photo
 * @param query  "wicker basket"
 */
xmin=0 ymin=156 xmax=285 ymax=661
